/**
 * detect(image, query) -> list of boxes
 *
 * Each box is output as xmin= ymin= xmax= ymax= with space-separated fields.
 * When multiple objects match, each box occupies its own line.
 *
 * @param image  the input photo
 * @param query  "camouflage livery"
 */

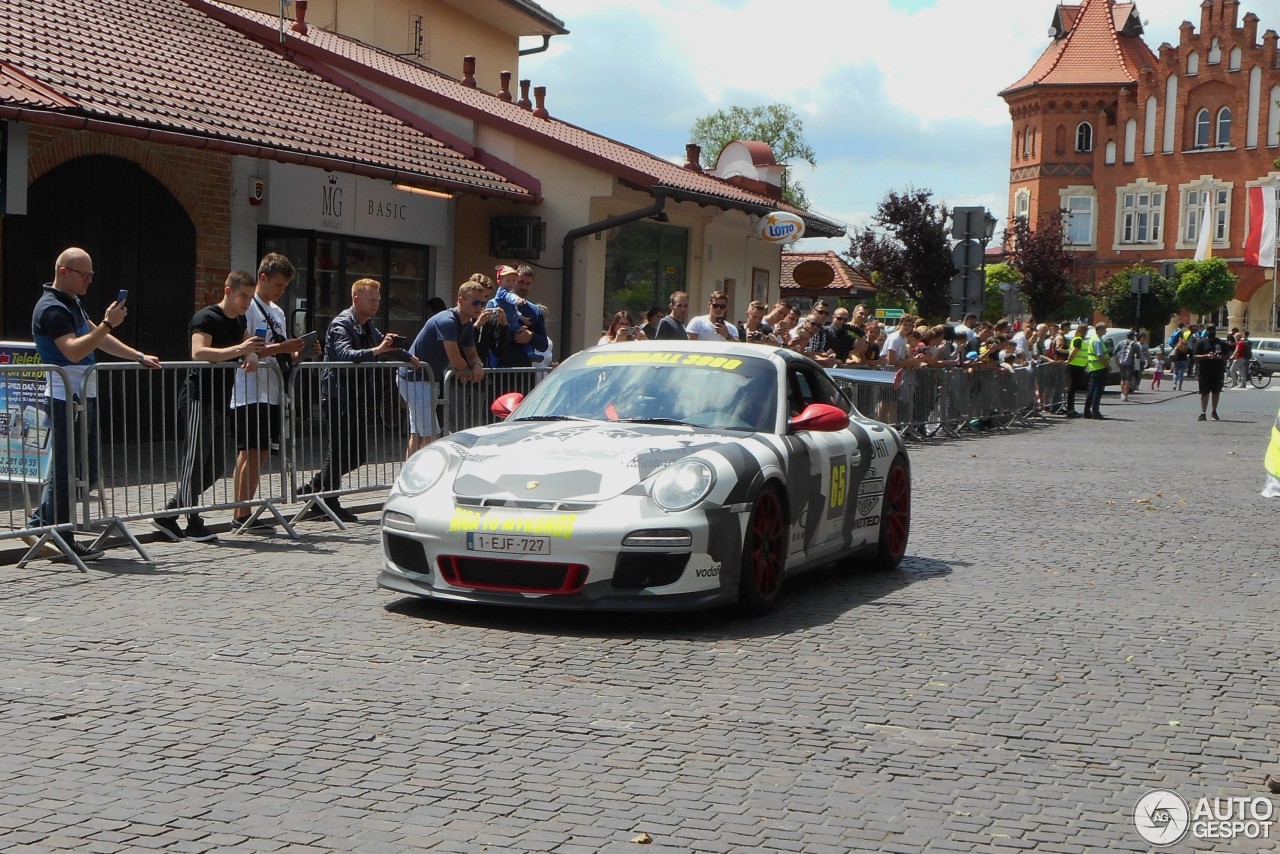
xmin=379 ymin=341 xmax=909 ymax=612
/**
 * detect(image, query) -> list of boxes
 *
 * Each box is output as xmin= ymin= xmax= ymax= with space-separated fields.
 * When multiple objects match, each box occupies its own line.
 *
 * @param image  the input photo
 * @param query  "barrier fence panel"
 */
xmin=287 ymin=360 xmax=416 ymax=527
xmin=79 ymin=361 xmax=294 ymax=547
xmin=1 ymin=364 xmax=91 ymax=570
xmin=441 ymin=367 xmax=546 ymax=435
xmin=831 ymin=361 xmax=1071 ymax=439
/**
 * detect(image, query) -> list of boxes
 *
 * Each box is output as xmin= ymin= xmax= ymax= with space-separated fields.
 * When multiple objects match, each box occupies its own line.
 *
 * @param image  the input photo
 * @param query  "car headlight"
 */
xmin=651 ymin=459 xmax=715 ymax=511
xmin=397 ymin=447 xmax=449 ymax=496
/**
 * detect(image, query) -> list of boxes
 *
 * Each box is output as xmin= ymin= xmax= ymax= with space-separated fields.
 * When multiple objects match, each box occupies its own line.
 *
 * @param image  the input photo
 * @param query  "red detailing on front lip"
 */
xmin=437 ymin=556 xmax=588 ymax=594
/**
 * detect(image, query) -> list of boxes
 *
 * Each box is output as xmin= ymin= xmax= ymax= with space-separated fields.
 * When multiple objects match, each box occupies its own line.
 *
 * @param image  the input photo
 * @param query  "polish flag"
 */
xmin=1244 ymin=185 xmax=1278 ymax=267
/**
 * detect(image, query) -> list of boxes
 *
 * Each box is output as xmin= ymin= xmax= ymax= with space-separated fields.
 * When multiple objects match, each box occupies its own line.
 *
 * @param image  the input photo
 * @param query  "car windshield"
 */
xmin=512 ymin=351 xmax=779 ymax=432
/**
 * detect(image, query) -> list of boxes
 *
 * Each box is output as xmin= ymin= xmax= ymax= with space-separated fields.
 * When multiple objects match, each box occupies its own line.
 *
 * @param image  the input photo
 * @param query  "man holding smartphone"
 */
xmin=28 ymin=247 xmax=160 ymax=562
xmin=229 ymin=253 xmax=308 ymax=532
xmin=686 ymin=291 xmax=740 ymax=342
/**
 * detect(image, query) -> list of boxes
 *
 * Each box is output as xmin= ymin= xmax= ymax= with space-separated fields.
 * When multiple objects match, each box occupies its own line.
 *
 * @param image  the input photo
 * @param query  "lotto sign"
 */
xmin=757 ymin=211 xmax=805 ymax=243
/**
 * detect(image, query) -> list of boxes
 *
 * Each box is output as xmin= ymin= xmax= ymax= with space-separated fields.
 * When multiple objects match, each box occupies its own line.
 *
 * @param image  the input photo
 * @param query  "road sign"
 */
xmin=875 ymin=308 xmax=905 ymax=319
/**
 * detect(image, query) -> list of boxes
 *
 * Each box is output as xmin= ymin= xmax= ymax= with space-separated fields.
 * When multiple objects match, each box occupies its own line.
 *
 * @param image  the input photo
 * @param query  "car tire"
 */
xmin=737 ymin=486 xmax=786 ymax=615
xmin=868 ymin=455 xmax=911 ymax=572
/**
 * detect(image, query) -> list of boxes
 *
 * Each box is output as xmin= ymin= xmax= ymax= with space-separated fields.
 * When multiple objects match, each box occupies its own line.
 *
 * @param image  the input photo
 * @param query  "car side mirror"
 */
xmin=788 ymin=403 xmax=850 ymax=433
xmin=491 ymin=392 xmax=524 ymax=420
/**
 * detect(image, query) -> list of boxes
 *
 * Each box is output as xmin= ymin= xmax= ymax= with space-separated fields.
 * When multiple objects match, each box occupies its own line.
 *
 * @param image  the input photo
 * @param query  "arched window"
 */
xmin=1208 ymin=37 xmax=1221 ymax=65
xmin=1216 ymin=107 xmax=1232 ymax=146
xmin=1029 ymin=127 xmax=1036 ymax=157
xmin=1075 ymin=122 xmax=1093 ymax=152
xmin=1187 ymin=51 xmax=1199 ymax=75
xmin=1195 ymin=108 xmax=1211 ymax=148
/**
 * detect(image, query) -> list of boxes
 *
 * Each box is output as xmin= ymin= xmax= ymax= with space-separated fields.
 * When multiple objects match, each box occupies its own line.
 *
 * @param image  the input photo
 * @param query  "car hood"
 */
xmin=448 ymin=421 xmax=734 ymax=502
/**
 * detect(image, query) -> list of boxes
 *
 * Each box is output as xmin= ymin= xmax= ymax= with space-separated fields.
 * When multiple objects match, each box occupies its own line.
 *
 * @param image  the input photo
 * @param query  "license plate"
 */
xmin=466 ymin=532 xmax=551 ymax=555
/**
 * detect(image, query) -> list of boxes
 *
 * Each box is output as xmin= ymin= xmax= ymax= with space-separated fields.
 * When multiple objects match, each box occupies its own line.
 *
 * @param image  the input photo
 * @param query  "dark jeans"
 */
xmin=308 ymin=395 xmax=369 ymax=494
xmin=1085 ymin=369 xmax=1107 ymax=414
xmin=1066 ymin=364 xmax=1088 ymax=412
xmin=30 ymin=397 xmax=99 ymax=540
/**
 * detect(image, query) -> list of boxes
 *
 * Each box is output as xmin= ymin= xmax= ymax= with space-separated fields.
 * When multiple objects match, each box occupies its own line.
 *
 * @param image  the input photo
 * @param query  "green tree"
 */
xmin=1175 ymin=257 xmax=1237 ymax=317
xmin=690 ymin=104 xmax=816 ymax=209
xmin=983 ymin=263 xmax=1019 ymax=322
xmin=847 ymin=187 xmax=955 ymax=322
xmin=1005 ymin=212 xmax=1084 ymax=321
xmin=1095 ymin=265 xmax=1179 ymax=332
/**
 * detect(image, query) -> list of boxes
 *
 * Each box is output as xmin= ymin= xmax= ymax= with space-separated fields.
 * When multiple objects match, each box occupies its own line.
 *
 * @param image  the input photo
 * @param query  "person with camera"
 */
xmin=297 ymin=278 xmax=414 ymax=522
xmin=686 ymin=291 xmax=740 ymax=342
xmin=229 ymin=253 xmax=309 ymax=532
xmin=399 ymin=280 xmax=487 ymax=456
xmin=153 ymin=271 xmax=264 ymax=542
xmin=599 ymin=311 xmax=647 ymax=345
xmin=738 ymin=300 xmax=772 ymax=345
xmin=28 ymin=247 xmax=160 ymax=563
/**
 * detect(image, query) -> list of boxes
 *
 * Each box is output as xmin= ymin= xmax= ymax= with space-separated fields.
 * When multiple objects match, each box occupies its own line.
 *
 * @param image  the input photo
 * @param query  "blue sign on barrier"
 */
xmin=0 ymin=341 xmax=53 ymax=483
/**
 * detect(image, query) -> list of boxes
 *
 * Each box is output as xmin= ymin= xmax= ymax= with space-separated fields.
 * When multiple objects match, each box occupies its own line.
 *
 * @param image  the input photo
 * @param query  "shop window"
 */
xmin=258 ymin=228 xmax=430 ymax=341
xmin=603 ymin=222 xmax=689 ymax=323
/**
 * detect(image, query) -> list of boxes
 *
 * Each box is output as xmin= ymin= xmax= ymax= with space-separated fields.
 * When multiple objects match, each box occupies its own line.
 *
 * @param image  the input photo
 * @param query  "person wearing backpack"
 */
xmin=1116 ymin=331 xmax=1138 ymax=402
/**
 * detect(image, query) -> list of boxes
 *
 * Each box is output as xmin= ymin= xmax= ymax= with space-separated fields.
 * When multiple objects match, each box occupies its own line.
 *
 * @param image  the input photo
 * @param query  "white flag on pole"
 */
xmin=1193 ymin=192 xmax=1213 ymax=261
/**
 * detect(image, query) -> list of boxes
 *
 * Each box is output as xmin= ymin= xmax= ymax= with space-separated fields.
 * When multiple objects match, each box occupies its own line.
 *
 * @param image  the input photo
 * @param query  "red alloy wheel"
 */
xmin=880 ymin=458 xmax=911 ymax=566
xmin=741 ymin=488 xmax=785 ymax=610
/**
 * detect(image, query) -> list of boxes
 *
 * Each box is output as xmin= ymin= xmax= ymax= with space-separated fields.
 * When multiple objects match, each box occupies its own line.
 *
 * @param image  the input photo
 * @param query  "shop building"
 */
xmin=1 ymin=0 xmax=840 ymax=359
xmin=1001 ymin=0 xmax=1280 ymax=332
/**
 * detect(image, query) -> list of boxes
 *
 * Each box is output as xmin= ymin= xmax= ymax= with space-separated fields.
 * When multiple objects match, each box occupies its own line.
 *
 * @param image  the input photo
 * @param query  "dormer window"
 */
xmin=1195 ymin=109 xmax=1211 ymax=148
xmin=1216 ymin=108 xmax=1232 ymax=146
xmin=1075 ymin=122 xmax=1093 ymax=153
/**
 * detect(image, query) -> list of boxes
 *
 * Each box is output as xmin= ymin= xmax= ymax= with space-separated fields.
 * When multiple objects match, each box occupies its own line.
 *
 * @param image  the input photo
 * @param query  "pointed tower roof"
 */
xmin=1000 ymin=0 xmax=1156 ymax=96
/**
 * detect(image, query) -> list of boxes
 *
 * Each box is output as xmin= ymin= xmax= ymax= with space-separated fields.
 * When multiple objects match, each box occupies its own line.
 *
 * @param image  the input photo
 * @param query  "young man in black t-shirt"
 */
xmin=153 ymin=271 xmax=263 ymax=542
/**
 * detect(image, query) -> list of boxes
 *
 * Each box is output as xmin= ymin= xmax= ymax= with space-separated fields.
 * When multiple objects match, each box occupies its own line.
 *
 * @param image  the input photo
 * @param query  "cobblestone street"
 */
xmin=2 ymin=396 xmax=1278 ymax=852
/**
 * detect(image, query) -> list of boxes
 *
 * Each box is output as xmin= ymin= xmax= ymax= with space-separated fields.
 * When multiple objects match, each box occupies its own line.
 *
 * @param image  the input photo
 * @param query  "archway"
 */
xmin=3 ymin=155 xmax=195 ymax=360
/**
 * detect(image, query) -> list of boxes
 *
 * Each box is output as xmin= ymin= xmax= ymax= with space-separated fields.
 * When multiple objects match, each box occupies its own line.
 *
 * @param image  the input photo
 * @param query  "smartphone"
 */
xmin=116 ymin=289 xmax=128 ymax=304
xmin=255 ymin=326 xmax=268 ymax=338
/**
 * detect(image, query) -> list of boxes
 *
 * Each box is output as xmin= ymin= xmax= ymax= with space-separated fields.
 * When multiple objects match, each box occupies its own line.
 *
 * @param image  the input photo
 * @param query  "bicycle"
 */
xmin=1247 ymin=358 xmax=1273 ymax=389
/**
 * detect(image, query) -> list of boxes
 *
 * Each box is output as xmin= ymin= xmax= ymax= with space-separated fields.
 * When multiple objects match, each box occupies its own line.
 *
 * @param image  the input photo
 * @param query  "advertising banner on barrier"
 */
xmin=0 ymin=341 xmax=53 ymax=483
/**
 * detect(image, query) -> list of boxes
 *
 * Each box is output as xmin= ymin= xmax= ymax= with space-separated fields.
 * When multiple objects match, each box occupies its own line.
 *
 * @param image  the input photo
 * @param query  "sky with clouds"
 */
xmin=520 ymin=0 xmax=1217 ymax=254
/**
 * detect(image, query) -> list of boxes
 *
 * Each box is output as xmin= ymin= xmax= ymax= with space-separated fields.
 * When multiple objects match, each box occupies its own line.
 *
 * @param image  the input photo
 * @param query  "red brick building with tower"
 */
xmin=1001 ymin=0 xmax=1280 ymax=332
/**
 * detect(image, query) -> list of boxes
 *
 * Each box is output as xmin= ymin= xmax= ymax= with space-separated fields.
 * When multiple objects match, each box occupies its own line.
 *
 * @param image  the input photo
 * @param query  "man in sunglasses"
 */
xmin=399 ymin=280 xmax=487 ymax=452
xmin=686 ymin=291 xmax=740 ymax=342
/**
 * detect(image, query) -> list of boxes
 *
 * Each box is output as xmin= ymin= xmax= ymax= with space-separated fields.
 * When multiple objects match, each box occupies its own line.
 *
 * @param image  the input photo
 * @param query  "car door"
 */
xmin=781 ymin=363 xmax=861 ymax=563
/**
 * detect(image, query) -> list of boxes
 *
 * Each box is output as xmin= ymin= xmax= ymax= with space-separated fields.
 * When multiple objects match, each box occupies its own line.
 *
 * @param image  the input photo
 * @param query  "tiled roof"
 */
xmin=0 ymin=0 xmax=535 ymax=201
xmin=0 ymin=61 xmax=76 ymax=109
xmin=781 ymin=251 xmax=875 ymax=294
xmin=1000 ymin=0 xmax=1157 ymax=96
xmin=198 ymin=0 xmax=845 ymax=238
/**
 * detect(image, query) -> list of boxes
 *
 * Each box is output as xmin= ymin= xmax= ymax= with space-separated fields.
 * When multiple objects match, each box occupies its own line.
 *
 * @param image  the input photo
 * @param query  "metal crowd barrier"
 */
xmin=830 ymin=361 xmax=1069 ymax=439
xmin=1 ymin=364 xmax=93 ymax=570
xmin=286 ymin=360 xmax=419 ymax=528
xmin=441 ymin=367 xmax=546 ymax=434
xmin=78 ymin=361 xmax=294 ymax=549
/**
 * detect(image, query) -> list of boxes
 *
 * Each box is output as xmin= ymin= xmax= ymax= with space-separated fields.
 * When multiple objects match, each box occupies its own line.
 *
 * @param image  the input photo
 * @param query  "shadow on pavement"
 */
xmin=383 ymin=554 xmax=954 ymax=640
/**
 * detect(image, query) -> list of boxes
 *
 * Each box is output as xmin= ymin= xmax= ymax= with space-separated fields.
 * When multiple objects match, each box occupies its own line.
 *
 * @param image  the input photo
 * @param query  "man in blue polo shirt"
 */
xmin=30 ymin=247 xmax=160 ymax=562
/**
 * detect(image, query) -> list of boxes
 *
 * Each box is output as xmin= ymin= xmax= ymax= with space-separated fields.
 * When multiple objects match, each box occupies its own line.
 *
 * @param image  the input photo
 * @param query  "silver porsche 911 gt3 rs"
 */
xmin=379 ymin=341 xmax=910 ymax=613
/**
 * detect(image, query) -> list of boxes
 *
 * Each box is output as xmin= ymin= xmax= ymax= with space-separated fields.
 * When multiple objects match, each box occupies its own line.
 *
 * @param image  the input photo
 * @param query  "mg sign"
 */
xmin=758 ymin=211 xmax=805 ymax=244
